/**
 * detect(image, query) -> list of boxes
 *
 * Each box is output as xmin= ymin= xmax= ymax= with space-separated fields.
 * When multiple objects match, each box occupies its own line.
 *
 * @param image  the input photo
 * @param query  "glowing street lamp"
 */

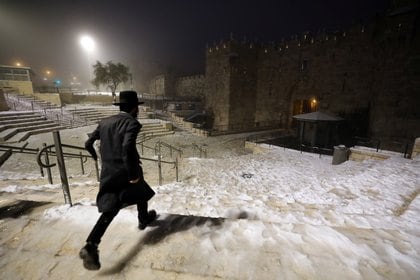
xmin=79 ymin=35 xmax=96 ymax=87
xmin=80 ymin=35 xmax=95 ymax=53
xmin=43 ymin=69 xmax=52 ymax=81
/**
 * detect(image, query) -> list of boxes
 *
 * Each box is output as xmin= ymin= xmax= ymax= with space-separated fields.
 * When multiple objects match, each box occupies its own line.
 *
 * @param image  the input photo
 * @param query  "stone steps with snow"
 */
xmin=137 ymin=123 xmax=174 ymax=140
xmin=0 ymin=118 xmax=55 ymax=133
xmin=11 ymin=94 xmax=61 ymax=110
xmin=0 ymin=115 xmax=48 ymax=127
xmin=0 ymin=111 xmax=40 ymax=121
xmin=0 ymin=121 xmax=61 ymax=141
xmin=1 ymin=125 xmax=67 ymax=143
xmin=0 ymin=195 xmax=417 ymax=279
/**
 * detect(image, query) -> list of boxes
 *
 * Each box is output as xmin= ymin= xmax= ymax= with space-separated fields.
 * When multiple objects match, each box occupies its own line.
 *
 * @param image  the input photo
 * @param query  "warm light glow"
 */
xmin=310 ymin=98 xmax=318 ymax=111
xmin=46 ymin=70 xmax=51 ymax=75
xmin=16 ymin=62 xmax=21 ymax=67
xmin=80 ymin=35 xmax=95 ymax=52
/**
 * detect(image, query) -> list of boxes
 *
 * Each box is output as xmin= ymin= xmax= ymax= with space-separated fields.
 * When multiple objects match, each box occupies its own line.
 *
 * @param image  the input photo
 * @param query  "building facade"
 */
xmin=0 ymin=65 xmax=34 ymax=95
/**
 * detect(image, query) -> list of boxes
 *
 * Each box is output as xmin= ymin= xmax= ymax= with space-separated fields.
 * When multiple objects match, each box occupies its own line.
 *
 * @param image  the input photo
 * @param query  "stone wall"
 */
xmin=175 ymin=75 xmax=205 ymax=99
xmin=412 ymin=137 xmax=420 ymax=158
xmin=0 ymin=80 xmax=34 ymax=94
xmin=228 ymin=41 xmax=259 ymax=131
xmin=203 ymin=4 xmax=420 ymax=146
xmin=0 ymin=89 xmax=9 ymax=111
xmin=59 ymin=92 xmax=113 ymax=105
xmin=149 ymin=75 xmax=165 ymax=96
xmin=349 ymin=148 xmax=391 ymax=161
xmin=204 ymin=45 xmax=231 ymax=131
xmin=34 ymin=93 xmax=62 ymax=106
xmin=149 ymin=74 xmax=176 ymax=97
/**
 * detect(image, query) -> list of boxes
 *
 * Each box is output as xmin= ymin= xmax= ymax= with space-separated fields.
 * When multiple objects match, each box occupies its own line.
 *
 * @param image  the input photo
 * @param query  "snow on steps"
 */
xmin=0 ymin=111 xmax=66 ymax=143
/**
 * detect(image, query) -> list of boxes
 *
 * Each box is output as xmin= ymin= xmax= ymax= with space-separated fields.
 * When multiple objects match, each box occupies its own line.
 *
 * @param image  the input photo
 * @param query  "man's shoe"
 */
xmin=79 ymin=243 xmax=101 ymax=270
xmin=138 ymin=210 xmax=157 ymax=230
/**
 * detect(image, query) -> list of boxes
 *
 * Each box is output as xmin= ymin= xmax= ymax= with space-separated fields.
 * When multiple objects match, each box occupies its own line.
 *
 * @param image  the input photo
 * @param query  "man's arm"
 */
xmin=85 ymin=126 xmax=100 ymax=161
xmin=122 ymin=120 xmax=141 ymax=181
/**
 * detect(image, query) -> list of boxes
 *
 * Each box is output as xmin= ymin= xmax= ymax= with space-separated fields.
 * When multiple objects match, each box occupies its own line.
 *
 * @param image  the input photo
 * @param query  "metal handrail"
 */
xmin=192 ymin=143 xmax=207 ymax=158
xmin=37 ymin=144 xmax=92 ymax=168
xmin=155 ymin=140 xmax=182 ymax=158
xmin=0 ymin=143 xmax=39 ymax=154
xmin=140 ymin=155 xmax=179 ymax=185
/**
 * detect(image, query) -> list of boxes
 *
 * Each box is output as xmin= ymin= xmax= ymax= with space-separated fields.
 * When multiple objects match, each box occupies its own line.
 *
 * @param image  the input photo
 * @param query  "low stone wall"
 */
xmin=34 ymin=93 xmax=62 ymax=106
xmin=163 ymin=122 xmax=173 ymax=131
xmin=59 ymin=92 xmax=113 ymax=105
xmin=192 ymin=128 xmax=210 ymax=137
xmin=0 ymin=80 xmax=33 ymax=94
xmin=412 ymin=138 xmax=420 ymax=159
xmin=244 ymin=142 xmax=271 ymax=154
xmin=349 ymin=148 xmax=391 ymax=161
xmin=170 ymin=113 xmax=209 ymax=137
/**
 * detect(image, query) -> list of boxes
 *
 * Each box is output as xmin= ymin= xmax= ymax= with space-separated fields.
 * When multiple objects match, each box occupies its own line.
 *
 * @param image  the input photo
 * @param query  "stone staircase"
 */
xmin=169 ymin=112 xmax=210 ymax=137
xmin=66 ymin=106 xmax=119 ymax=126
xmin=0 ymin=92 xmax=175 ymax=159
xmin=0 ymin=111 xmax=66 ymax=143
xmin=138 ymin=121 xmax=174 ymax=141
xmin=66 ymin=106 xmax=152 ymax=126
xmin=7 ymin=94 xmax=61 ymax=111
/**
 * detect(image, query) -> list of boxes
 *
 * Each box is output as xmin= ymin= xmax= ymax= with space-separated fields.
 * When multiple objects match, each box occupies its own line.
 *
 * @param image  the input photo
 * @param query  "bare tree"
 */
xmin=92 ymin=61 xmax=131 ymax=101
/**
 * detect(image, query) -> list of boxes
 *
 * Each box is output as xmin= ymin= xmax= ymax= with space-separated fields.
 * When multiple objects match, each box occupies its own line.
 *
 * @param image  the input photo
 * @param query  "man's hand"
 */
xmin=129 ymin=177 xmax=140 ymax=184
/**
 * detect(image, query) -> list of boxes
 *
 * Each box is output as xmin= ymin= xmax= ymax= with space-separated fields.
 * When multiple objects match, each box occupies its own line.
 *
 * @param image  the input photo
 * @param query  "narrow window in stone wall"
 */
xmin=301 ymin=60 xmax=308 ymax=71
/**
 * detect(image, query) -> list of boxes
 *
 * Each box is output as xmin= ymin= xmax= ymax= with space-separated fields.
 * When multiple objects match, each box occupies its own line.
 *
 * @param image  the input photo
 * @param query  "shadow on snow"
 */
xmin=99 ymin=212 xmax=227 ymax=275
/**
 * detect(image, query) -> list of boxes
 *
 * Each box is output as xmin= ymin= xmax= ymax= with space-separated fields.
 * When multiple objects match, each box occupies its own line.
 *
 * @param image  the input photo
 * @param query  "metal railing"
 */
xmin=299 ymin=144 xmax=333 ymax=158
xmin=192 ymin=143 xmax=207 ymax=158
xmin=155 ymin=140 xmax=182 ymax=158
xmin=36 ymin=131 xmax=99 ymax=206
xmin=34 ymin=131 xmax=180 ymax=205
xmin=211 ymin=120 xmax=284 ymax=135
xmin=0 ymin=141 xmax=93 ymax=178
xmin=354 ymin=136 xmax=411 ymax=158
xmin=37 ymin=141 xmax=98 ymax=184
xmin=140 ymin=155 xmax=179 ymax=186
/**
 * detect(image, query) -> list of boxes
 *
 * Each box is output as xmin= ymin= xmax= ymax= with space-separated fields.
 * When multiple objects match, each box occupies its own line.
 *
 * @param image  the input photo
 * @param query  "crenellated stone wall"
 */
xmin=202 ymin=3 xmax=420 ymax=148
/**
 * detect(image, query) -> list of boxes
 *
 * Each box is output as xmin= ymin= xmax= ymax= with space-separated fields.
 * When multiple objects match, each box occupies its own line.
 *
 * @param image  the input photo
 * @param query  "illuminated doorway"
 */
xmin=292 ymin=98 xmax=318 ymax=127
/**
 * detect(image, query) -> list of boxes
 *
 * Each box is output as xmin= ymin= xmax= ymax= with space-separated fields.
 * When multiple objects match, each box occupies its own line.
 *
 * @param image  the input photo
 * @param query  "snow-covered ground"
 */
xmin=0 ymin=124 xmax=419 ymax=279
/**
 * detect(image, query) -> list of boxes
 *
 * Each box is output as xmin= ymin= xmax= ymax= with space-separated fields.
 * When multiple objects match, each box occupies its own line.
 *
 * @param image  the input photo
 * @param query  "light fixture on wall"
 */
xmin=311 ymin=98 xmax=318 ymax=111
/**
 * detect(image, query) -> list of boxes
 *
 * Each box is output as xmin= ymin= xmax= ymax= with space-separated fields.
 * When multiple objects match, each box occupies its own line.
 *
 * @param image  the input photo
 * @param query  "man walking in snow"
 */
xmin=80 ymin=90 xmax=156 ymax=270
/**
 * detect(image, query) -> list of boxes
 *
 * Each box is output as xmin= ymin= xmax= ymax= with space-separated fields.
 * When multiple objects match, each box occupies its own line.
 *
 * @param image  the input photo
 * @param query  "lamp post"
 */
xmin=79 ymin=35 xmax=96 ymax=89
xmin=44 ymin=70 xmax=52 ymax=80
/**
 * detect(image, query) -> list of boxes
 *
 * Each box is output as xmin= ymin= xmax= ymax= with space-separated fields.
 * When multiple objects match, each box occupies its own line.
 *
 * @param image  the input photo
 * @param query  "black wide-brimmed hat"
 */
xmin=113 ymin=91 xmax=144 ymax=105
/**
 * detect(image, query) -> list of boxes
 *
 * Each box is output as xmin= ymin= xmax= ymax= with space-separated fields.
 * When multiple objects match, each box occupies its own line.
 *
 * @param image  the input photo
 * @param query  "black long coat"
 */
xmin=85 ymin=112 xmax=152 ymax=212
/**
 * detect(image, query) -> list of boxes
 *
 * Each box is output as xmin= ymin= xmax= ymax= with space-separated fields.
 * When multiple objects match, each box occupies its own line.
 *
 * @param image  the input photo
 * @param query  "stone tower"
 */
xmin=204 ymin=40 xmax=258 ymax=132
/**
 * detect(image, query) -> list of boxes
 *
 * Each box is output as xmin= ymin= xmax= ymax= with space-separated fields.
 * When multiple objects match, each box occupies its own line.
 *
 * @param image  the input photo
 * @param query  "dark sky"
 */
xmin=0 ymin=0 xmax=390 ymax=88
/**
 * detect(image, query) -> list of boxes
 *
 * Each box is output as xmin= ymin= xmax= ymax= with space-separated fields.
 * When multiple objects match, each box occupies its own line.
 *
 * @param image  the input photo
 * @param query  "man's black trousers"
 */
xmin=86 ymin=201 xmax=148 ymax=245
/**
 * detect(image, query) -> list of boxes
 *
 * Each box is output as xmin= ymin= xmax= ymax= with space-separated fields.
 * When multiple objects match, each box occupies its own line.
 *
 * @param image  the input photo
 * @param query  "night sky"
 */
xmin=0 ymin=0 xmax=390 ymax=88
